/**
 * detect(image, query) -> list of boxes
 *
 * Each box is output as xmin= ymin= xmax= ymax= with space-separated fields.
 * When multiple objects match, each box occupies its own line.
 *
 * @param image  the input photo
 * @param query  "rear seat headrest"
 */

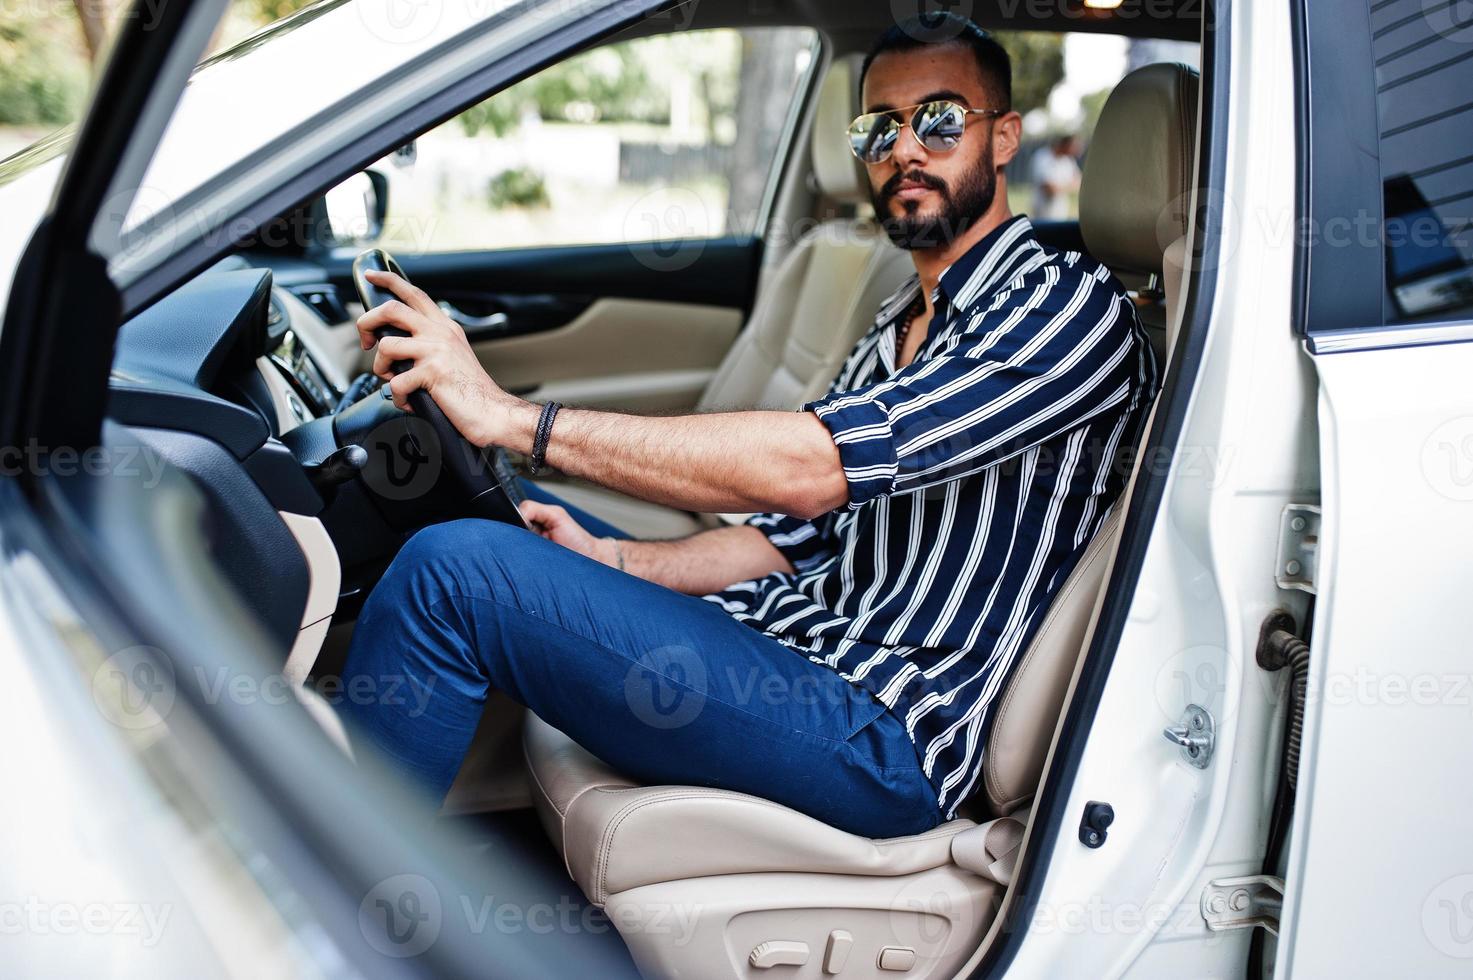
xmin=1079 ymin=62 xmax=1200 ymax=276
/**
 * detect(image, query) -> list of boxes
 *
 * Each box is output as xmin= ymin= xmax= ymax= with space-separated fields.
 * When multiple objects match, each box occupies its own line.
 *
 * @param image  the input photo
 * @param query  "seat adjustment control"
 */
xmin=878 ymin=946 xmax=917 ymax=971
xmin=750 ymin=940 xmax=809 ymax=969
xmin=823 ymin=930 xmax=853 ymax=974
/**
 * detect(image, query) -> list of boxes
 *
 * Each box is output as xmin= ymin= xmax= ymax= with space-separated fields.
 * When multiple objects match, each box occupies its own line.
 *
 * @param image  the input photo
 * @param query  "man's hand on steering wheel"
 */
xmin=355 ymin=268 xmax=512 ymax=448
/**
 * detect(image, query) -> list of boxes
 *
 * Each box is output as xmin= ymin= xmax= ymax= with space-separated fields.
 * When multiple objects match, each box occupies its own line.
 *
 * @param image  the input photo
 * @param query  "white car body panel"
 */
xmin=1281 ymin=342 xmax=1473 ymax=976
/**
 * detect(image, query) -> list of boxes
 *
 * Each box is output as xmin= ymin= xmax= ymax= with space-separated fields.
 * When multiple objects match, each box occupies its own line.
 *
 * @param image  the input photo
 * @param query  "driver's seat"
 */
xmin=522 ymin=62 xmax=1199 ymax=979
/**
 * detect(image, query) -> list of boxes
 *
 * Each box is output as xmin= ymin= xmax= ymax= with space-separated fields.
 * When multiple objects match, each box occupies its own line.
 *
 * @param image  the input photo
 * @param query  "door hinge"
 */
xmin=1200 ymin=874 xmax=1284 ymax=936
xmin=1275 ymin=504 xmax=1321 ymax=594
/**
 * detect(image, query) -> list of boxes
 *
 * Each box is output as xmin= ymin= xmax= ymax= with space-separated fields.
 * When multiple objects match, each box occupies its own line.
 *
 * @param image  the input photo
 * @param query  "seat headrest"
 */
xmin=1079 ymin=62 xmax=1200 ymax=276
xmin=811 ymin=55 xmax=869 ymax=206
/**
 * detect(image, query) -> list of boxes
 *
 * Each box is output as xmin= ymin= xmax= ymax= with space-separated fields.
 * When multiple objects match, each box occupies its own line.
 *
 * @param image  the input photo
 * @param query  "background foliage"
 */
xmin=0 ymin=12 xmax=90 ymax=125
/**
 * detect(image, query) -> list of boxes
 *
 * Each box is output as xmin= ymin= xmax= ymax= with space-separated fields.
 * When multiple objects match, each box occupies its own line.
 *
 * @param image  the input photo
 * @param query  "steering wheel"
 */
xmin=351 ymin=248 xmax=526 ymax=528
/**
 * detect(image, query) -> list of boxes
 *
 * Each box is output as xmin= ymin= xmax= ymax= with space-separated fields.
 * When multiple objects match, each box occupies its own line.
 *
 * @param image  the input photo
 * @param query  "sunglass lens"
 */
xmin=915 ymin=102 xmax=966 ymax=152
xmin=849 ymin=113 xmax=899 ymax=164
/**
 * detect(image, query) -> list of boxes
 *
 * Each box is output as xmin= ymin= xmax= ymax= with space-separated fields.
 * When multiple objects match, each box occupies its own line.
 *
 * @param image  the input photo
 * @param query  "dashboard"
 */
xmin=105 ymin=258 xmax=455 ymax=658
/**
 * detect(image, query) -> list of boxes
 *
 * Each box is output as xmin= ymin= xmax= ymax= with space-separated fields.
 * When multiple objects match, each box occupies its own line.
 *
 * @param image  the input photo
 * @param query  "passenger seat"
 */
xmin=544 ymin=55 xmax=913 ymax=539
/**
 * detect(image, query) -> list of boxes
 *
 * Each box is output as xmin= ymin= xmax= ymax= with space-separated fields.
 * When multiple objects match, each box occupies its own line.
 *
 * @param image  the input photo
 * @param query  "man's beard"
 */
xmin=871 ymin=152 xmax=997 ymax=251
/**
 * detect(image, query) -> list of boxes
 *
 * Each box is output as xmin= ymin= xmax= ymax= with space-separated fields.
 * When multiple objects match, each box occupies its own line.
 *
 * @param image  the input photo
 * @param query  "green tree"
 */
xmin=0 ymin=16 xmax=89 ymax=125
xmin=993 ymin=31 xmax=1065 ymax=116
xmin=456 ymin=43 xmax=655 ymax=136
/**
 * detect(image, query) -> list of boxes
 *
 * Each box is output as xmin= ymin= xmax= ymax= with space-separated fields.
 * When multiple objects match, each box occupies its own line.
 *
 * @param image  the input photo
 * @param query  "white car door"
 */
xmin=1281 ymin=2 xmax=1473 ymax=977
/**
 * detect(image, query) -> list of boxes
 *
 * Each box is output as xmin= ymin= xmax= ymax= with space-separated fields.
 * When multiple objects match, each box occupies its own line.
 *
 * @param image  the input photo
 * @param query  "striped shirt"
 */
xmin=705 ymin=215 xmax=1159 ymax=818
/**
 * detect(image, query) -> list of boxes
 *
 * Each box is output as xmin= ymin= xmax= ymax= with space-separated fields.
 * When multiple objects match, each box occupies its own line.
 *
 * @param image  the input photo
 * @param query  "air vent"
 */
xmin=289 ymin=283 xmax=350 ymax=324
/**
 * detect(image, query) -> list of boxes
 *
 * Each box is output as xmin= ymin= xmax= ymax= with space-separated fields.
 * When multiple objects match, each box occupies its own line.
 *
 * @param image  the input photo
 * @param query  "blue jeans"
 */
xmin=337 ymin=503 xmax=941 ymax=839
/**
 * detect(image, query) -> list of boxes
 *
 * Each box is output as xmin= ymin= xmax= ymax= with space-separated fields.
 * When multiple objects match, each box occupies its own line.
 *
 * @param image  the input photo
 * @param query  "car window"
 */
xmin=996 ymin=31 xmax=1198 ymax=223
xmin=370 ymin=27 xmax=818 ymax=254
xmin=1370 ymin=0 xmax=1473 ymax=324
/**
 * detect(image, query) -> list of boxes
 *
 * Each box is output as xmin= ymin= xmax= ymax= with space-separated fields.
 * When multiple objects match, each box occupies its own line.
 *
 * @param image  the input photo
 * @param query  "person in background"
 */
xmin=1030 ymin=133 xmax=1082 ymax=220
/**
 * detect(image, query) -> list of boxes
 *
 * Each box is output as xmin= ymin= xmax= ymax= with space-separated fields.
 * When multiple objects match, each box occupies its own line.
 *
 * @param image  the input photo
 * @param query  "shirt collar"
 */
xmin=873 ymin=214 xmax=1037 ymax=375
xmin=935 ymin=214 xmax=1035 ymax=312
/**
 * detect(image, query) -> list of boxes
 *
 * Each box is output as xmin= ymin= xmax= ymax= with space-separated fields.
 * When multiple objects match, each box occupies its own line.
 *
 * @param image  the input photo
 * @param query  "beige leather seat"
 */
xmin=546 ymin=56 xmax=914 ymax=539
xmin=524 ymin=63 xmax=1200 ymax=980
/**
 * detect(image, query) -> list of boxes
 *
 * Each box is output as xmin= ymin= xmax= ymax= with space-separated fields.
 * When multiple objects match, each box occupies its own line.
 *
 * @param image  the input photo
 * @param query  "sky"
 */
xmin=1046 ymin=32 xmax=1130 ymax=126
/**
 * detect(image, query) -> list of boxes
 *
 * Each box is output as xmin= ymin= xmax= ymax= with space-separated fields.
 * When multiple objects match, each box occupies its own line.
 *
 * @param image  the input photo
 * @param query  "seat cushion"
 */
xmin=523 ymin=713 xmax=974 ymax=906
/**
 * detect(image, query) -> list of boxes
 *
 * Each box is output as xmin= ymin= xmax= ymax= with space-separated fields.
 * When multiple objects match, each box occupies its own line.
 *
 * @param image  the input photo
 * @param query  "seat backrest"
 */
xmin=981 ymin=62 xmax=1200 ymax=815
xmin=699 ymin=56 xmax=912 ymax=412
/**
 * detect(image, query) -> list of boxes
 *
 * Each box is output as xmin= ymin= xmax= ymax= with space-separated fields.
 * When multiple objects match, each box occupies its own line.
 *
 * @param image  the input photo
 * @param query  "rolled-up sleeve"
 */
xmin=807 ymin=263 xmax=1150 ymax=510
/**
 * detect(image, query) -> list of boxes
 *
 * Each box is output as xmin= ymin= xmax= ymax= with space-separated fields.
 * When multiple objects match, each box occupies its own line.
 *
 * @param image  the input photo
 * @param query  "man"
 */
xmin=339 ymin=14 xmax=1158 ymax=839
xmin=1030 ymin=134 xmax=1082 ymax=220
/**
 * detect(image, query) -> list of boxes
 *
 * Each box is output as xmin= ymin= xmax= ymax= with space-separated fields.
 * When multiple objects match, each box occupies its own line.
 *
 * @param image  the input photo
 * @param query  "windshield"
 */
xmin=0 ymin=0 xmax=642 ymax=303
xmin=0 ymin=0 xmax=358 ymax=189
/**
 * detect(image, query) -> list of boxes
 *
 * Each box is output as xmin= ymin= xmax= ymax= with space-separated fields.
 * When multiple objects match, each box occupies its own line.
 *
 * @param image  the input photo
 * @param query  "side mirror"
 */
xmin=322 ymin=170 xmax=389 ymax=246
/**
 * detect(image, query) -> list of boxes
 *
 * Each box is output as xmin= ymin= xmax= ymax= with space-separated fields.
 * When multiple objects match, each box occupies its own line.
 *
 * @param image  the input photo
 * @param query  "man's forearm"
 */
xmin=497 ymin=402 xmax=849 ymax=520
xmin=610 ymin=524 xmax=794 ymax=595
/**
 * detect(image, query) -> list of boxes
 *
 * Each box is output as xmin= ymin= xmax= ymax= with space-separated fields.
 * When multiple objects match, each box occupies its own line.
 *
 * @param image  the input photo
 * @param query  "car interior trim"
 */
xmin=1305 ymin=318 xmax=1473 ymax=354
xmin=278 ymin=509 xmax=341 ymax=687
